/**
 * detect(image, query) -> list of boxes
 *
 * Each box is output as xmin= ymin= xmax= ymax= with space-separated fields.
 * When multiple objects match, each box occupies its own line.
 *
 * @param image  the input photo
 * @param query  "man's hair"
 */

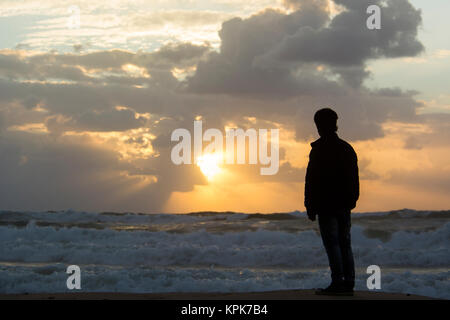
xmin=314 ymin=108 xmax=338 ymax=132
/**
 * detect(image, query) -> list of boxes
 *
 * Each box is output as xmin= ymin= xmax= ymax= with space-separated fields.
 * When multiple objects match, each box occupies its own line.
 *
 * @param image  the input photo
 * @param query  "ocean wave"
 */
xmin=0 ymin=220 xmax=448 ymax=268
xmin=0 ymin=209 xmax=449 ymax=298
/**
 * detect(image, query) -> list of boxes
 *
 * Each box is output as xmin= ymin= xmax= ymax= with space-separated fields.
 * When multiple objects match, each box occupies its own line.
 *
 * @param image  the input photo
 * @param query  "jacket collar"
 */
xmin=311 ymin=132 xmax=339 ymax=147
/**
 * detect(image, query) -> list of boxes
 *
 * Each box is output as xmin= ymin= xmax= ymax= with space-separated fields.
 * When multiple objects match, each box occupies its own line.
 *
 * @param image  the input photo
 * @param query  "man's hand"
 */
xmin=307 ymin=210 xmax=316 ymax=221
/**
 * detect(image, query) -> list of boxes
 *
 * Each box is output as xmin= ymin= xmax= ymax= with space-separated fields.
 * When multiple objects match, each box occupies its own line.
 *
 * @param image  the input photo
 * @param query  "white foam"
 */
xmin=0 ymin=221 xmax=448 ymax=268
xmin=0 ymin=264 xmax=448 ymax=299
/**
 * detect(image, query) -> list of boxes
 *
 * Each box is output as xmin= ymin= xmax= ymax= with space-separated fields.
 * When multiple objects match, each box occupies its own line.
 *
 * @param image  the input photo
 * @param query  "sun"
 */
xmin=196 ymin=153 xmax=223 ymax=180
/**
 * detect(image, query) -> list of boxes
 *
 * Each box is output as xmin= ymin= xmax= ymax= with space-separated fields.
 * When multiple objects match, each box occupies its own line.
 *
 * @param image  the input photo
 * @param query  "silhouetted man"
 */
xmin=304 ymin=108 xmax=359 ymax=296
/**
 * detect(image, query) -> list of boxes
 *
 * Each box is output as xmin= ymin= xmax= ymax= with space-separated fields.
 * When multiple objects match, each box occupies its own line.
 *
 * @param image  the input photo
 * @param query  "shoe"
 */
xmin=315 ymin=282 xmax=354 ymax=296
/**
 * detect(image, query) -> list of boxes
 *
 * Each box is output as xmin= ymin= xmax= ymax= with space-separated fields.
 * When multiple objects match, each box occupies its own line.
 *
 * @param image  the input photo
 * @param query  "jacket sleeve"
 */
xmin=304 ymin=148 xmax=316 ymax=211
xmin=347 ymin=148 xmax=359 ymax=209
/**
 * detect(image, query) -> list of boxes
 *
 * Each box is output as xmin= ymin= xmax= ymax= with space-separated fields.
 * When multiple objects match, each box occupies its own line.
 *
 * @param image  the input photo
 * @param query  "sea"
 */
xmin=0 ymin=209 xmax=449 ymax=299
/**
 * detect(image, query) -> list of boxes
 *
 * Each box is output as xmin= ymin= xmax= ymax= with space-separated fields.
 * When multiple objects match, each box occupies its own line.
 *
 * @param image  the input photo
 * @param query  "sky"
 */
xmin=0 ymin=0 xmax=449 ymax=213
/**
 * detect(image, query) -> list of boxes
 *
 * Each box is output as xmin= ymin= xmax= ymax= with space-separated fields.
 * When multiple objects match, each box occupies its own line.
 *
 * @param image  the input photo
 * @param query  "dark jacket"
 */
xmin=304 ymin=132 xmax=359 ymax=214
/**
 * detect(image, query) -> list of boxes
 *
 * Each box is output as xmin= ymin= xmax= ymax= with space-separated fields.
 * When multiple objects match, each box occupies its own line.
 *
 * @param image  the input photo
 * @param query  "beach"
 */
xmin=0 ymin=289 xmax=434 ymax=300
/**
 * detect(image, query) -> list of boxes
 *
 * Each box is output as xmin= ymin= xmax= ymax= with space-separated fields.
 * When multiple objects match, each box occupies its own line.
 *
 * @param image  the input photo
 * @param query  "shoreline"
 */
xmin=0 ymin=289 xmax=436 ymax=300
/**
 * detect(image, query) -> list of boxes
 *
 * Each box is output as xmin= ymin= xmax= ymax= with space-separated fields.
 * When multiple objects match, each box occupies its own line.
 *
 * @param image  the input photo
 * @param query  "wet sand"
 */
xmin=0 ymin=289 xmax=434 ymax=300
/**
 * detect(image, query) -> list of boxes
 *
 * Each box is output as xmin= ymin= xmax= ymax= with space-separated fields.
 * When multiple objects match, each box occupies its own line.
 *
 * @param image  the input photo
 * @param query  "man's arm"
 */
xmin=351 ymin=150 xmax=359 ymax=208
xmin=346 ymin=148 xmax=359 ymax=210
xmin=304 ymin=149 xmax=317 ymax=221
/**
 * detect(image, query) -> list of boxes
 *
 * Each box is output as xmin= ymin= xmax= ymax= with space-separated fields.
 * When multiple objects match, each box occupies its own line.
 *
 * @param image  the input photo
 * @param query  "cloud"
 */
xmin=187 ymin=6 xmax=331 ymax=96
xmin=126 ymin=10 xmax=235 ymax=30
xmin=274 ymin=0 xmax=423 ymax=64
xmin=188 ymin=0 xmax=424 ymax=94
xmin=0 ymin=126 xmax=209 ymax=212
xmin=0 ymin=42 xmax=210 ymax=82
xmin=46 ymin=107 xmax=148 ymax=133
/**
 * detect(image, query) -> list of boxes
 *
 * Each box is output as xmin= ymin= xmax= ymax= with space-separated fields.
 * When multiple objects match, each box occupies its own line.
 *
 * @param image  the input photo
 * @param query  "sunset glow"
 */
xmin=197 ymin=153 xmax=224 ymax=180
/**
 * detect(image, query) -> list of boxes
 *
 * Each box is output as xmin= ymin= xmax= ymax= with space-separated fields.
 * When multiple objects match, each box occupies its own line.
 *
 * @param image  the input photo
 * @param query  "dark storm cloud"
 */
xmin=271 ymin=0 xmax=423 ymax=66
xmin=188 ymin=0 xmax=423 ymax=94
xmin=0 ymin=129 xmax=207 ymax=212
xmin=0 ymin=131 xmax=129 ymax=211
xmin=186 ymin=6 xmax=331 ymax=96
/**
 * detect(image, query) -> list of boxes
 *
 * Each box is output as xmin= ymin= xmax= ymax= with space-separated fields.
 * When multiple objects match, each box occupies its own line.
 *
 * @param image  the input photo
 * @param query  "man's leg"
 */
xmin=337 ymin=211 xmax=355 ymax=289
xmin=318 ymin=214 xmax=345 ymax=284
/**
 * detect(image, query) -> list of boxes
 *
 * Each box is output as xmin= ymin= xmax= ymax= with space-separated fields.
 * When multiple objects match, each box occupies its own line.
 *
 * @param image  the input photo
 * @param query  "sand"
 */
xmin=0 ymin=289 xmax=435 ymax=300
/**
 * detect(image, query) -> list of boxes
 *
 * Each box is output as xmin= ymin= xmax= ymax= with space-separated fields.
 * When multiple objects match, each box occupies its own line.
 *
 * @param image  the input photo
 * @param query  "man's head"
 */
xmin=314 ymin=108 xmax=338 ymax=137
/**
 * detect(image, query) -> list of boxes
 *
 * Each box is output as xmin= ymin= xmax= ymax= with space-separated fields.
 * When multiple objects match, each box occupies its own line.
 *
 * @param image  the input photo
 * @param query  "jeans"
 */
xmin=318 ymin=210 xmax=355 ymax=285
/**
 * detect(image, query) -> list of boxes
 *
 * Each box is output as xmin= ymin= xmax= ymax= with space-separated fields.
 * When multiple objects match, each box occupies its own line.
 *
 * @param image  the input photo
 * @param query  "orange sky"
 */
xmin=165 ymin=122 xmax=450 ymax=213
